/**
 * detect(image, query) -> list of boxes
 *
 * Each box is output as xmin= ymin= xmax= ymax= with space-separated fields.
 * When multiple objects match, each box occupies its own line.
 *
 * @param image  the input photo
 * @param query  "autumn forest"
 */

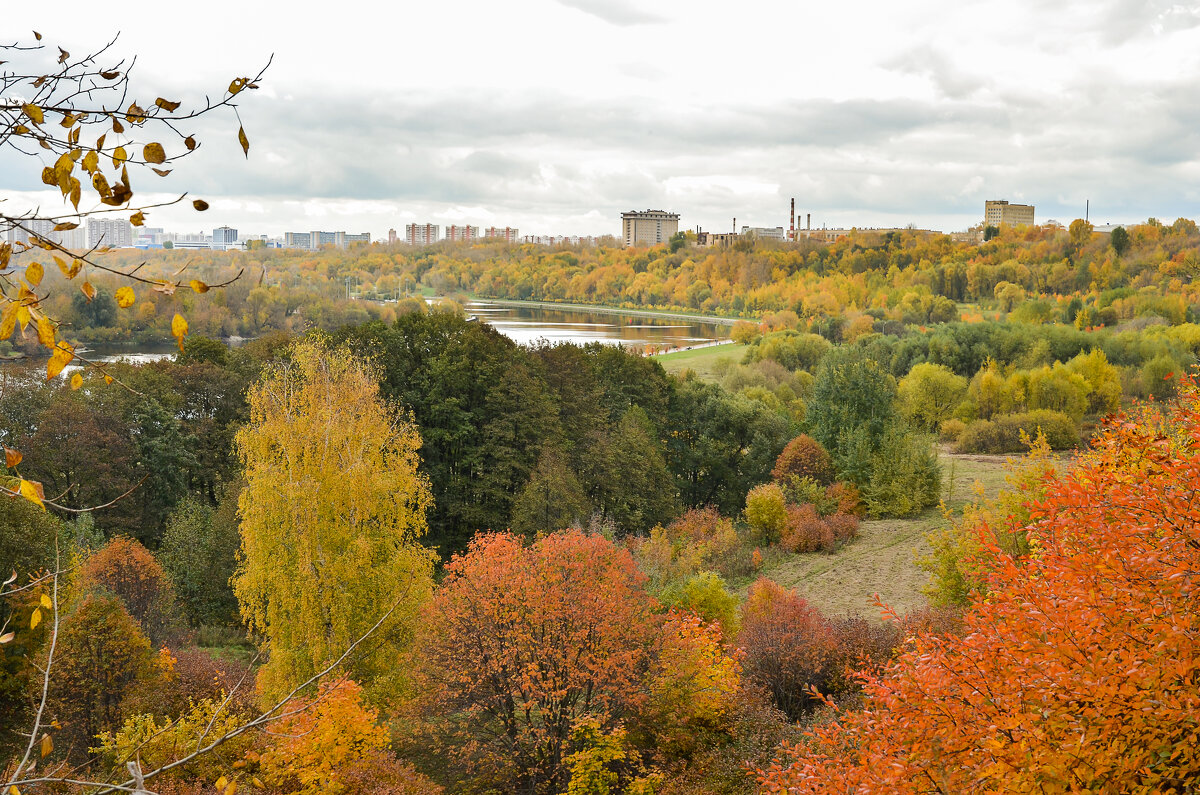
xmin=2 ymin=212 xmax=1200 ymax=794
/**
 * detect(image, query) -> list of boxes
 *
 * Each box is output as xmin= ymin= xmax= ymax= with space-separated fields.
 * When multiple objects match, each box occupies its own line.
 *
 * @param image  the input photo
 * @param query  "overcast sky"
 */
xmin=4 ymin=0 xmax=1200 ymax=239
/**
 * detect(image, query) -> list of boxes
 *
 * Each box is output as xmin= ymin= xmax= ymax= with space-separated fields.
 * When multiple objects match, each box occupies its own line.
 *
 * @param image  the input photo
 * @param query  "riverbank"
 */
xmin=458 ymin=296 xmax=745 ymax=327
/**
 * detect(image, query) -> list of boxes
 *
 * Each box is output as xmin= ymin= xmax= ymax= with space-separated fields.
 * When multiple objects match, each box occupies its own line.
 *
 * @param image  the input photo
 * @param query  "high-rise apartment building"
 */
xmin=9 ymin=219 xmax=90 ymax=250
xmin=406 ymin=223 xmax=439 ymax=246
xmin=445 ymin=225 xmax=480 ymax=243
xmin=282 ymin=231 xmax=370 ymax=250
xmin=621 ymin=210 xmax=680 ymax=247
xmin=984 ymin=200 xmax=1035 ymax=228
xmin=87 ymin=218 xmax=134 ymax=248
xmin=388 ymin=228 xmax=398 ymax=244
xmin=484 ymin=226 xmax=520 ymax=243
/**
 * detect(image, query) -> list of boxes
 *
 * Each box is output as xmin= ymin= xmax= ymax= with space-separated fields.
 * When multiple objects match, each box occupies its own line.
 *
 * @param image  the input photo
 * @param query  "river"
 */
xmin=49 ymin=301 xmax=732 ymax=376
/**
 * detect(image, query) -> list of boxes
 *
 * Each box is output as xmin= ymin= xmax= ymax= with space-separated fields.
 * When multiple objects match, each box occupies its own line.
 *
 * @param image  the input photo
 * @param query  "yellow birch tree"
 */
xmin=232 ymin=338 xmax=434 ymax=702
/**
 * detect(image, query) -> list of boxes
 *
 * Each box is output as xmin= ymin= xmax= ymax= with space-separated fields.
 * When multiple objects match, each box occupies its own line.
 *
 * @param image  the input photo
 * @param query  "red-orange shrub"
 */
xmin=780 ymin=504 xmax=824 ymax=553
xmin=335 ymin=752 xmax=444 ymax=794
xmin=738 ymin=580 xmax=901 ymax=723
xmin=415 ymin=530 xmax=658 ymax=793
xmin=79 ymin=537 xmax=180 ymax=645
xmin=737 ymin=579 xmax=834 ymax=720
xmin=825 ymin=481 xmax=862 ymax=516
xmin=780 ymin=505 xmax=858 ymax=554
xmin=759 ymin=380 xmax=1200 ymax=792
xmin=771 ymin=435 xmax=834 ymax=485
xmin=124 ymin=647 xmax=254 ymax=718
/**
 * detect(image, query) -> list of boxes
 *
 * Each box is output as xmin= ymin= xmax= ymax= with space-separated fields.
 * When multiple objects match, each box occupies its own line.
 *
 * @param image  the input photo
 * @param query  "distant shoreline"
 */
xmin=461 ymin=296 xmax=743 ymax=326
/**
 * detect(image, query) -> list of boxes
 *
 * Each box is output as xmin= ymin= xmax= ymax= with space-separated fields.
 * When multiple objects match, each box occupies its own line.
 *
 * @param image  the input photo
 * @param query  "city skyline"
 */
xmin=2 ymin=1 xmax=1198 ymax=238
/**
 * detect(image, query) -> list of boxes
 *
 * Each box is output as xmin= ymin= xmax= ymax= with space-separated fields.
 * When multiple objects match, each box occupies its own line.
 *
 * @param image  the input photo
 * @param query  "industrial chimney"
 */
xmin=790 ymin=198 xmax=795 ymax=242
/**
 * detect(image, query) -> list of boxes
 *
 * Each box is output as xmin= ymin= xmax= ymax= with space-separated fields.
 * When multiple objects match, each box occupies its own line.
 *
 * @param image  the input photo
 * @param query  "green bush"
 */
xmin=862 ymin=428 xmax=941 ymax=518
xmin=744 ymin=483 xmax=788 ymax=544
xmin=954 ymin=410 xmax=1079 ymax=454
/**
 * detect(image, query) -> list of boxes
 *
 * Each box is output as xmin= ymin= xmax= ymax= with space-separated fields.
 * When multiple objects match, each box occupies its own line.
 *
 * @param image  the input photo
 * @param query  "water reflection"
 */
xmin=465 ymin=300 xmax=728 ymax=350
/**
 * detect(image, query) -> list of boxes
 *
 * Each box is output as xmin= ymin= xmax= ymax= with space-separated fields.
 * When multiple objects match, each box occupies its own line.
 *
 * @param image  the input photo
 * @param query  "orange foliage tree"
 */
xmin=78 ymin=536 xmax=180 ymax=645
xmin=415 ymin=530 xmax=658 ymax=794
xmin=759 ymin=379 xmax=1200 ymax=793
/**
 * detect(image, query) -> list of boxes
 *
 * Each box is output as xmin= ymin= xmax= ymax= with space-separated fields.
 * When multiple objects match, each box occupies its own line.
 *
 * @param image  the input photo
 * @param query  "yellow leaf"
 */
xmin=172 ymin=313 xmax=189 ymax=352
xmin=29 ymin=609 xmax=41 ymax=630
xmin=193 ymin=199 xmax=209 ymax=212
xmin=21 ymin=103 xmax=43 ymax=125
xmin=70 ymin=372 xmax=83 ymax=390
xmin=36 ymin=316 xmax=54 ymax=347
xmin=130 ymin=210 xmax=145 ymax=227
xmin=40 ymin=593 xmax=51 ymax=609
xmin=53 ymin=221 xmax=79 ymax=232
xmin=215 ymin=776 xmax=228 ymax=792
xmin=0 ymin=632 xmax=14 ymax=645
xmin=82 ymin=149 xmax=99 ymax=174
xmin=25 ymin=262 xmax=43 ymax=287
xmin=184 ymin=135 xmax=197 ymax=151
xmin=5 ymin=447 xmax=21 ymax=468
xmin=238 ymin=126 xmax=249 ymax=158
xmin=39 ymin=733 xmax=52 ymax=758
xmin=9 ymin=784 xmax=21 ymax=795
xmin=190 ymin=279 xmax=210 ymax=294
xmin=155 ymin=97 xmax=181 ymax=112
xmin=143 ymin=142 xmax=166 ymax=164
xmin=16 ymin=306 xmax=30 ymax=331
xmin=104 ymin=374 xmax=114 ymax=385
xmin=81 ymin=281 xmax=96 ymax=302
xmin=225 ymin=783 xmax=237 ymax=795
xmin=46 ymin=342 xmax=74 ymax=380
xmin=112 ymin=146 xmax=128 ymax=168
xmin=0 ymin=303 xmax=19 ymax=340
xmin=116 ymin=286 xmax=135 ymax=308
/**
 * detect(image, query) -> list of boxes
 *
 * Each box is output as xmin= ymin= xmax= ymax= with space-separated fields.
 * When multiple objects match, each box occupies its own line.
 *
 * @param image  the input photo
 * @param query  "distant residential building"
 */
xmin=741 ymin=225 xmax=786 ymax=241
xmin=87 ymin=218 xmax=134 ymax=248
xmin=387 ymin=228 xmax=398 ymax=244
xmin=621 ymin=210 xmax=680 ymax=247
xmin=446 ymin=225 xmax=480 ymax=243
xmin=282 ymin=230 xmax=369 ymax=250
xmin=284 ymin=232 xmax=312 ymax=249
xmin=984 ymin=200 xmax=1035 ymax=228
xmin=484 ymin=226 xmax=520 ymax=243
xmin=406 ymin=223 xmax=439 ymax=246
xmin=5 ymin=218 xmax=86 ymax=250
xmin=520 ymin=234 xmax=599 ymax=246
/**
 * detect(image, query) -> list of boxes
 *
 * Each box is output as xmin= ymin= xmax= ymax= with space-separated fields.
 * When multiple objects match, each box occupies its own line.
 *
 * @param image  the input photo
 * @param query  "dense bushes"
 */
xmin=953 ymin=409 xmax=1079 ymax=453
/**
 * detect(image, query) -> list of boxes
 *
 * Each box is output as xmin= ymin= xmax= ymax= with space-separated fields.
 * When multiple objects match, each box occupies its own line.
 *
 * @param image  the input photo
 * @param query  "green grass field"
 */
xmin=656 ymin=343 xmax=747 ymax=380
xmin=757 ymin=451 xmax=1017 ymax=620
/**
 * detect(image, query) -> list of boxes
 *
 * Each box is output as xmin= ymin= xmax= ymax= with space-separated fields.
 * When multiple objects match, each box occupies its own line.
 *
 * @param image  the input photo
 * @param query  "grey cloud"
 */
xmin=884 ymin=47 xmax=990 ymax=100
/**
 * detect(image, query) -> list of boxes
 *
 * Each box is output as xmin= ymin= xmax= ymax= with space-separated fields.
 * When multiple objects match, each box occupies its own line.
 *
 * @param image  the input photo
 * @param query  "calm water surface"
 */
xmin=44 ymin=302 xmax=730 ymax=379
xmin=464 ymin=300 xmax=729 ymax=349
